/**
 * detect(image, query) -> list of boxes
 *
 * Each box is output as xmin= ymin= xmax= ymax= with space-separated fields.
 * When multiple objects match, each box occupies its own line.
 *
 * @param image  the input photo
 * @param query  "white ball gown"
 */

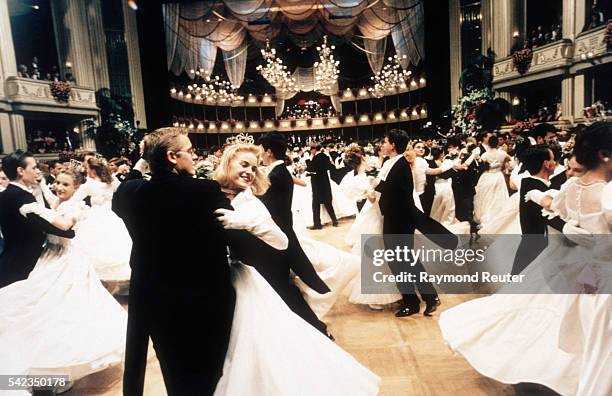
xmin=473 ymin=149 xmax=511 ymax=224
xmin=70 ymin=178 xmax=132 ymax=282
xmin=0 ymin=199 xmax=127 ymax=390
xmin=439 ymin=178 xmax=612 ymax=396
xmin=214 ymin=189 xmax=380 ymax=395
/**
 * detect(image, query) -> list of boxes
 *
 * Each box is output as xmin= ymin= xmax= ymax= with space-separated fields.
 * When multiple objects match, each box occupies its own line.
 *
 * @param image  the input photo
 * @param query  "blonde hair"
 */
xmin=214 ymin=143 xmax=270 ymax=195
xmin=58 ymin=168 xmax=86 ymax=186
xmin=144 ymin=127 xmax=187 ymax=174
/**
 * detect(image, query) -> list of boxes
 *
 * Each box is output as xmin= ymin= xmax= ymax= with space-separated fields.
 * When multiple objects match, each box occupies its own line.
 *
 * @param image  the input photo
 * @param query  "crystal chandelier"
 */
xmin=367 ymin=54 xmax=411 ymax=98
xmin=314 ymin=36 xmax=339 ymax=92
xmin=256 ymin=41 xmax=297 ymax=95
xmin=175 ymin=70 xmax=243 ymax=103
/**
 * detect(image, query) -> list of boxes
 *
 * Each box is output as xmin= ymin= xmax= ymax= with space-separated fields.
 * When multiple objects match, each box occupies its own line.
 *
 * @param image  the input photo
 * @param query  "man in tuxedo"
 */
xmin=306 ymin=142 xmax=338 ymax=230
xmin=373 ymin=130 xmax=456 ymax=318
xmin=45 ymin=160 xmax=64 ymax=190
xmin=258 ymin=133 xmax=332 ymax=336
xmin=512 ymin=145 xmax=565 ymax=275
xmin=0 ymin=151 xmax=75 ymax=288
xmin=113 ymin=128 xmax=235 ymax=396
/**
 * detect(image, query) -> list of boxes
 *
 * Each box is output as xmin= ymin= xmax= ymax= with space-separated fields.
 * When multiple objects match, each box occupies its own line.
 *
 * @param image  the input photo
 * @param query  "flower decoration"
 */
xmin=512 ymin=47 xmax=533 ymax=75
xmin=50 ymin=81 xmax=72 ymax=102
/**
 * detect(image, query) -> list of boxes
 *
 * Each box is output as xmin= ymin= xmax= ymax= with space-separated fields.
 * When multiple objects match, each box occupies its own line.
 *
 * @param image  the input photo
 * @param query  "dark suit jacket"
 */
xmin=519 ymin=177 xmax=566 ymax=234
xmin=112 ymin=172 xmax=235 ymax=395
xmin=258 ymin=164 xmax=330 ymax=294
xmin=307 ymin=152 xmax=334 ymax=201
xmin=550 ymin=170 xmax=567 ymax=191
xmin=376 ymin=156 xmax=457 ymax=248
xmin=0 ymin=184 xmax=75 ymax=288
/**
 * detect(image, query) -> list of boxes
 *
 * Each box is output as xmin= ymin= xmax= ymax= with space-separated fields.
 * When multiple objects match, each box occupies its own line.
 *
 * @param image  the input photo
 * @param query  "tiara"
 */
xmin=68 ymin=159 xmax=82 ymax=172
xmin=93 ymin=152 xmax=108 ymax=166
xmin=225 ymin=133 xmax=255 ymax=146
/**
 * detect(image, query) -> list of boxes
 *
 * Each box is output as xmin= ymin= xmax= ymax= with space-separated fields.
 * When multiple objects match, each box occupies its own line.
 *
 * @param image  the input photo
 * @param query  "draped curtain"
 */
xmin=163 ymin=0 xmax=424 ymax=108
xmin=274 ymin=67 xmax=340 ymax=117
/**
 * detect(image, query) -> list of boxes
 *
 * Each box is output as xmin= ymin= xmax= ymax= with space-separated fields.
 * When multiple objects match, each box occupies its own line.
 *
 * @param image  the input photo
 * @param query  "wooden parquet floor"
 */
xmin=69 ymin=218 xmax=517 ymax=396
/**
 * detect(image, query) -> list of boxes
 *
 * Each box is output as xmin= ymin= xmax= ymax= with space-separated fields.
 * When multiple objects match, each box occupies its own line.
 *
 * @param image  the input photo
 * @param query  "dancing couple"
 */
xmin=113 ymin=128 xmax=380 ymax=395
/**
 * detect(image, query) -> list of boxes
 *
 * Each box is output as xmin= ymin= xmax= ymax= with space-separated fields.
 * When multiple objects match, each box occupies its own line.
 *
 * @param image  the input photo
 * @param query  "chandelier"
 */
xmin=367 ymin=54 xmax=411 ymax=98
xmin=256 ymin=41 xmax=297 ymax=95
xmin=174 ymin=70 xmax=243 ymax=103
xmin=314 ymin=36 xmax=339 ymax=92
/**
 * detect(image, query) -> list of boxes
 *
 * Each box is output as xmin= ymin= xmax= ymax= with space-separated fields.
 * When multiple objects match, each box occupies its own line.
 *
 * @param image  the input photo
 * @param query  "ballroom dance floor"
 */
xmin=69 ymin=219 xmax=521 ymax=396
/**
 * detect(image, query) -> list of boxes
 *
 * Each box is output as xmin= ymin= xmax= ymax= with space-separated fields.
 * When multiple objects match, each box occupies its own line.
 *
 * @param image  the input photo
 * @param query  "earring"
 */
xmin=604 ymin=157 xmax=610 ymax=162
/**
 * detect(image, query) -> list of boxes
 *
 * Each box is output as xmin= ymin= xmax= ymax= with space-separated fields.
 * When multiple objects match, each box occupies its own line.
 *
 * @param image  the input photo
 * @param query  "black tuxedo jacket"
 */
xmin=112 ymin=172 xmax=236 ymax=395
xmin=258 ymin=164 xmax=330 ymax=294
xmin=307 ymin=152 xmax=334 ymax=201
xmin=0 ymin=184 xmax=75 ymax=288
xmin=519 ymin=177 xmax=566 ymax=234
xmin=550 ymin=170 xmax=567 ymax=191
xmin=376 ymin=156 xmax=456 ymax=247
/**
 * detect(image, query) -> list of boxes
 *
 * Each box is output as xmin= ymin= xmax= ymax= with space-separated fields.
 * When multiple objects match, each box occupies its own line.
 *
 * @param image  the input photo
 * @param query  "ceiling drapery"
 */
xmin=163 ymin=0 xmax=424 ymax=82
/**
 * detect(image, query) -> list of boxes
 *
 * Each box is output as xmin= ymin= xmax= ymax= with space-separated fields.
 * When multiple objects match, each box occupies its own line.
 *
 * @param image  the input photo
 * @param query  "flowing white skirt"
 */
xmin=430 ymin=181 xmax=456 ymax=225
xmin=0 ymin=243 xmax=127 ymax=384
xmin=73 ymin=204 xmax=132 ymax=282
xmin=474 ymin=171 xmax=510 ymax=225
xmin=294 ymin=233 xmax=361 ymax=319
xmin=292 ymin=178 xmax=357 ymax=229
xmin=439 ymin=237 xmax=612 ymax=396
xmin=345 ymin=200 xmax=402 ymax=306
xmin=214 ymin=264 xmax=380 ymax=396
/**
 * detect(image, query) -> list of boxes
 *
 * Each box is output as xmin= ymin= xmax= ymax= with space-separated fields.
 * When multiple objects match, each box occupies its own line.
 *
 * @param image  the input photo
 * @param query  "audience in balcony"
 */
xmin=585 ymin=0 xmax=609 ymax=31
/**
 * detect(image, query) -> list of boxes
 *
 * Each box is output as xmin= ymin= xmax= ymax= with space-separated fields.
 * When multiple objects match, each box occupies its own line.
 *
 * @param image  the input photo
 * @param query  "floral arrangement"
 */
xmin=195 ymin=160 xmax=215 ymax=179
xmin=49 ymin=81 xmax=71 ymax=102
xmin=451 ymin=88 xmax=493 ymax=135
xmin=512 ymin=47 xmax=533 ymax=74
xmin=604 ymin=22 xmax=612 ymax=50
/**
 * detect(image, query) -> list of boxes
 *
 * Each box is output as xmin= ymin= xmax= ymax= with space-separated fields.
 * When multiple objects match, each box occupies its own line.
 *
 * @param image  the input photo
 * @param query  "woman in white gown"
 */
xmin=0 ymin=168 xmax=127 ymax=393
xmin=439 ymin=122 xmax=612 ymax=396
xmin=473 ymin=135 xmax=511 ymax=225
xmin=212 ymin=143 xmax=380 ymax=396
xmin=70 ymin=157 xmax=132 ymax=286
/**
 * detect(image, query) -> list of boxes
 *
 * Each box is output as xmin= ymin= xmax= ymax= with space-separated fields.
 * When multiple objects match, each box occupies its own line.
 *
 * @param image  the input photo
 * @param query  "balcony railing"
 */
xmin=4 ymin=77 xmax=98 ymax=114
xmin=574 ymin=25 xmax=610 ymax=63
xmin=493 ymin=39 xmax=574 ymax=86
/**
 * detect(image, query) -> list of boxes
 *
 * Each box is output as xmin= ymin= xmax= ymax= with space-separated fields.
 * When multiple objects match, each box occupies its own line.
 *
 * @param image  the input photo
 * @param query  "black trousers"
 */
xmin=312 ymin=195 xmax=337 ymax=227
xmin=382 ymin=233 xmax=437 ymax=307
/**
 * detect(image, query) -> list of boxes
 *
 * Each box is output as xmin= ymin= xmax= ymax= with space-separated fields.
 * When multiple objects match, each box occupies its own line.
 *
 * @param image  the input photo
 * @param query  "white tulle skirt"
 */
xmin=439 ymin=238 xmax=612 ymax=396
xmin=214 ymin=264 xmax=380 ymax=396
xmin=430 ymin=180 xmax=456 ymax=224
xmin=344 ymin=200 xmax=402 ymax=306
xmin=474 ymin=171 xmax=510 ymax=225
xmin=0 ymin=243 xmax=127 ymax=383
xmin=294 ymin=233 xmax=361 ymax=319
xmin=74 ymin=204 xmax=132 ymax=282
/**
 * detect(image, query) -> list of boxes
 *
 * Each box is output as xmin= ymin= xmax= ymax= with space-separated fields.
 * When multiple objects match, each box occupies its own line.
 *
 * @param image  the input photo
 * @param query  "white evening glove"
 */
xmin=562 ymin=220 xmax=596 ymax=248
xmin=215 ymin=208 xmax=288 ymax=250
xmin=524 ymin=189 xmax=547 ymax=206
xmin=19 ymin=202 xmax=59 ymax=223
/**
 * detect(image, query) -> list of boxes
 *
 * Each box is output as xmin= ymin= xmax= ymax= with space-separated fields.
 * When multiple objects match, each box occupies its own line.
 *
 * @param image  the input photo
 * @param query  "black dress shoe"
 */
xmin=307 ymin=225 xmax=322 ymax=230
xmin=395 ymin=305 xmax=420 ymax=317
xmin=326 ymin=332 xmax=335 ymax=341
xmin=332 ymin=221 xmax=339 ymax=227
xmin=424 ymin=297 xmax=441 ymax=316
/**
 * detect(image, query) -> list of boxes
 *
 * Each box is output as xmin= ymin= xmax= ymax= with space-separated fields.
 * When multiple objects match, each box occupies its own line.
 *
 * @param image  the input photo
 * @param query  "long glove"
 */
xmin=524 ymin=189 xmax=547 ymax=206
xmin=215 ymin=208 xmax=288 ymax=250
xmin=562 ymin=220 xmax=596 ymax=248
xmin=19 ymin=202 xmax=59 ymax=223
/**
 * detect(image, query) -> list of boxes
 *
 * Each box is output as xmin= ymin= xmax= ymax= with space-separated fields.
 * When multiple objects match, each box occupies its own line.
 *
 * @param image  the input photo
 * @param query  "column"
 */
xmin=573 ymin=74 xmax=587 ymax=119
xmin=481 ymin=0 xmax=492 ymax=53
xmin=561 ymin=76 xmax=574 ymax=122
xmin=0 ymin=113 xmax=15 ymax=153
xmin=0 ymin=0 xmax=17 ymax=98
xmin=575 ymin=0 xmax=587 ymax=35
xmin=79 ymin=120 xmax=97 ymax=150
xmin=51 ymin=0 xmax=96 ymax=88
xmin=449 ymin=0 xmax=462 ymax=104
xmin=562 ymin=0 xmax=577 ymax=39
xmin=491 ymin=0 xmax=513 ymax=57
xmin=123 ymin=0 xmax=147 ymax=128
xmin=9 ymin=114 xmax=27 ymax=150
xmin=85 ymin=0 xmax=110 ymax=90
